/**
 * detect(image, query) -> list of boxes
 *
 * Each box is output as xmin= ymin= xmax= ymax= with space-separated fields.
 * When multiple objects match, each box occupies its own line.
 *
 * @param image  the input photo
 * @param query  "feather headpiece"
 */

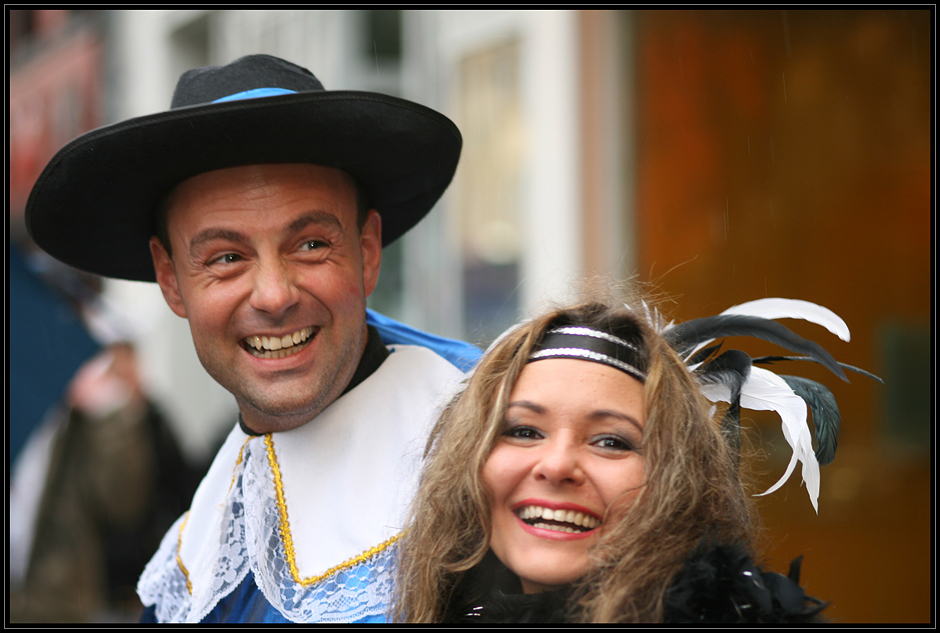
xmin=653 ymin=298 xmax=881 ymax=513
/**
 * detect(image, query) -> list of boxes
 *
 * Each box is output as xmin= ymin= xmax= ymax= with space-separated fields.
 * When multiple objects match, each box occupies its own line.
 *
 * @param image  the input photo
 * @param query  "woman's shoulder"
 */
xmin=443 ymin=540 xmax=827 ymax=624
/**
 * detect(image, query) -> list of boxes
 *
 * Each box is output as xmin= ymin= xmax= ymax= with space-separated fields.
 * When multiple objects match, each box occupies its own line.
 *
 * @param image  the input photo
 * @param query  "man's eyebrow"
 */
xmin=288 ymin=211 xmax=343 ymax=235
xmin=189 ymin=228 xmax=248 ymax=255
xmin=187 ymin=211 xmax=344 ymax=256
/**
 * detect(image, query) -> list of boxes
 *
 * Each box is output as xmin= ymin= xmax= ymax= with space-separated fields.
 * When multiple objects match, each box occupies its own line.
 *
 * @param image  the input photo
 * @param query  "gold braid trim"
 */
xmin=176 ymin=512 xmax=192 ymax=595
xmin=263 ymin=433 xmax=402 ymax=587
xmin=228 ymin=437 xmax=251 ymax=494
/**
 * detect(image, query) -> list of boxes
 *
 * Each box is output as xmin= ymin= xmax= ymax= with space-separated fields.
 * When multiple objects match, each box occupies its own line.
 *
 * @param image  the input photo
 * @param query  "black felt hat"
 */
xmin=25 ymin=54 xmax=462 ymax=282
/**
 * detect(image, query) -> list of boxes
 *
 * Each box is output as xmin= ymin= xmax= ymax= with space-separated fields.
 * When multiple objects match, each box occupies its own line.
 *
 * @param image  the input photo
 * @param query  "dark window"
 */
xmin=364 ymin=10 xmax=401 ymax=62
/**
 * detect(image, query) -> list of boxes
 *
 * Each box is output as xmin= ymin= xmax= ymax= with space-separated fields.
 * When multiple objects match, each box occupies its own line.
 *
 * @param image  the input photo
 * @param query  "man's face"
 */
xmin=150 ymin=163 xmax=382 ymax=434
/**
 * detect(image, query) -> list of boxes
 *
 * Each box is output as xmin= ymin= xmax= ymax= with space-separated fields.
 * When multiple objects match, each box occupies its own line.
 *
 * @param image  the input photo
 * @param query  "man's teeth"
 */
xmin=244 ymin=327 xmax=315 ymax=358
xmin=517 ymin=505 xmax=600 ymax=533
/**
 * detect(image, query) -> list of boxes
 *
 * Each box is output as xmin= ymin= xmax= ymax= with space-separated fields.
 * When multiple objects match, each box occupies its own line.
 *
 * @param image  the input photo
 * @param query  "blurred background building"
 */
xmin=9 ymin=9 xmax=931 ymax=623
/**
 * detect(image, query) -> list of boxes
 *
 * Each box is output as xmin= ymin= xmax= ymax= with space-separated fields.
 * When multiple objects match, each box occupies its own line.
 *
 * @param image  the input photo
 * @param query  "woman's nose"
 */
xmin=248 ymin=257 xmax=301 ymax=317
xmin=532 ymin=439 xmax=585 ymax=485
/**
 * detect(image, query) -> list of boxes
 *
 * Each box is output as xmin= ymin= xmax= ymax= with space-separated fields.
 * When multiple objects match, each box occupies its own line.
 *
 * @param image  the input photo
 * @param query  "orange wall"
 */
xmin=633 ymin=9 xmax=931 ymax=623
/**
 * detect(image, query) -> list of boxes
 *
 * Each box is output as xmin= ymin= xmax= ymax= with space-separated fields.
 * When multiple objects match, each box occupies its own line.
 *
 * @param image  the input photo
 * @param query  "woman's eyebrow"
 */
xmin=506 ymin=400 xmax=546 ymax=415
xmin=507 ymin=402 xmax=643 ymax=433
xmin=588 ymin=409 xmax=644 ymax=434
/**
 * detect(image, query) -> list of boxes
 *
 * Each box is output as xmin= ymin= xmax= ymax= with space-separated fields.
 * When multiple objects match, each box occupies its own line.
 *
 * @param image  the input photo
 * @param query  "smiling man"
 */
xmin=151 ymin=164 xmax=381 ymax=436
xmin=26 ymin=55 xmax=479 ymax=623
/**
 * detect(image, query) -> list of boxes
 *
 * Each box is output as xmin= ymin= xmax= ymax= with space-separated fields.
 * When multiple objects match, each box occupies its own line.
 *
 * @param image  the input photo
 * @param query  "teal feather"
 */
xmin=752 ymin=355 xmax=884 ymax=384
xmin=777 ymin=375 xmax=840 ymax=466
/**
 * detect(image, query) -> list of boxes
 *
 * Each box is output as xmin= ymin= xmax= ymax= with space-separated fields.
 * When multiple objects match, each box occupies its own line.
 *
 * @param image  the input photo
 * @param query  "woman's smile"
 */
xmin=513 ymin=499 xmax=602 ymax=537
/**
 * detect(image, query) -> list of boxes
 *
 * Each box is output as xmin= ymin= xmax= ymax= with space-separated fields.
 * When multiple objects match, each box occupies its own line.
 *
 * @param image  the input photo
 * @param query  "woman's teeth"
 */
xmin=244 ymin=327 xmax=315 ymax=359
xmin=517 ymin=505 xmax=600 ymax=533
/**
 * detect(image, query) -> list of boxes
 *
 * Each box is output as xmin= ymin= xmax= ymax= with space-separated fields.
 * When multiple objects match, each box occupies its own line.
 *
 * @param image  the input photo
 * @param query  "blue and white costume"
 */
xmin=138 ymin=312 xmax=478 ymax=623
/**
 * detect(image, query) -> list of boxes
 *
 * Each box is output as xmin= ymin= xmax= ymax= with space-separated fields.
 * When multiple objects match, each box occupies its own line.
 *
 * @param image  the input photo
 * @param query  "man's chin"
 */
xmin=224 ymin=350 xmax=361 ymax=434
xmin=236 ymin=389 xmax=337 ymax=434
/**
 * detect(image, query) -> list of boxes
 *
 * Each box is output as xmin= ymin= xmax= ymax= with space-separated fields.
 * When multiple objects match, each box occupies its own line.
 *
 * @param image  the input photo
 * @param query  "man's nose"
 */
xmin=248 ymin=257 xmax=301 ymax=318
xmin=532 ymin=439 xmax=585 ymax=486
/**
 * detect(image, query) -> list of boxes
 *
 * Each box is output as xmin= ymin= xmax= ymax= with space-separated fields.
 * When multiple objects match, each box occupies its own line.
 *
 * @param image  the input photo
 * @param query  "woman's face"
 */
xmin=482 ymin=357 xmax=647 ymax=594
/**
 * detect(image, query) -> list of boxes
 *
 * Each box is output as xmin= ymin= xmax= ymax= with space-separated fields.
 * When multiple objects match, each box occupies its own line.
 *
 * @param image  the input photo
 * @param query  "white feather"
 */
xmin=699 ymin=382 xmax=732 ymax=404
xmin=633 ymin=300 xmax=672 ymax=334
xmin=741 ymin=367 xmax=820 ymax=513
xmin=684 ymin=297 xmax=850 ymax=361
xmin=699 ymin=367 xmax=820 ymax=513
xmin=720 ymin=298 xmax=850 ymax=342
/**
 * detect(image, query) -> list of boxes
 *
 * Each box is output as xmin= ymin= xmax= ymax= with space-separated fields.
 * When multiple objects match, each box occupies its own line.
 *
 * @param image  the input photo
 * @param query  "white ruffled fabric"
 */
xmin=138 ymin=345 xmax=463 ymax=623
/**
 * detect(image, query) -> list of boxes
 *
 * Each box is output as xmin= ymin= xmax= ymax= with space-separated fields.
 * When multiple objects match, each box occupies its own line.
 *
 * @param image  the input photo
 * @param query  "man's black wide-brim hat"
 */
xmin=25 ymin=54 xmax=462 ymax=282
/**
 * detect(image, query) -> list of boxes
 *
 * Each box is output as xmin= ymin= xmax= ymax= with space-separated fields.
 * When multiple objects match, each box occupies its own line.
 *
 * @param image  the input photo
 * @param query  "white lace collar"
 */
xmin=139 ymin=345 xmax=464 ymax=622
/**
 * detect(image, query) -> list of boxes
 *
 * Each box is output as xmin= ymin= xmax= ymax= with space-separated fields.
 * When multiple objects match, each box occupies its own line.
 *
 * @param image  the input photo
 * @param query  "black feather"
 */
xmin=697 ymin=349 xmax=753 ymax=394
xmin=777 ymin=375 xmax=840 ymax=466
xmin=752 ymin=356 xmax=884 ymax=384
xmin=696 ymin=350 xmax=753 ymax=462
xmin=688 ymin=343 xmax=724 ymax=366
xmin=664 ymin=536 xmax=828 ymax=623
xmin=665 ymin=315 xmax=848 ymax=381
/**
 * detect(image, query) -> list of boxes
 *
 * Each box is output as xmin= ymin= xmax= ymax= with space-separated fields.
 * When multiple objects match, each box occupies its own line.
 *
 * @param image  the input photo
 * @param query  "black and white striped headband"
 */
xmin=529 ymin=326 xmax=647 ymax=382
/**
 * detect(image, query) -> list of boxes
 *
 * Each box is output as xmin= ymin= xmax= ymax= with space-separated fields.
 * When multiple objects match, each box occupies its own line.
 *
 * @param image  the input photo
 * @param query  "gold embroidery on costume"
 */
xmin=228 ymin=437 xmax=250 ymax=493
xmin=263 ymin=433 xmax=401 ymax=587
xmin=176 ymin=512 xmax=192 ymax=595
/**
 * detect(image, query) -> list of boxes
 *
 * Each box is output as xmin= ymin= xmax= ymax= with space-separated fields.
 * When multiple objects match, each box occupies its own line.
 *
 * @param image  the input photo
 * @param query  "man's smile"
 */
xmin=243 ymin=326 xmax=318 ymax=359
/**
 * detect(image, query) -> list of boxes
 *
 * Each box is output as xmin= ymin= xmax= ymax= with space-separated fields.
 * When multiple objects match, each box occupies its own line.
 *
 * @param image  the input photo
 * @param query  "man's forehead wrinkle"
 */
xmin=242 ymin=167 xmax=278 ymax=202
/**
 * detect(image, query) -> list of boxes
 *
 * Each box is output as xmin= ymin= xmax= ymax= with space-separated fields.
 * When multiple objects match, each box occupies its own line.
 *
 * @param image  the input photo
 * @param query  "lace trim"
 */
xmin=140 ymin=436 xmax=401 ymax=622
xmin=229 ymin=437 xmax=250 ymax=493
xmin=172 ymin=436 xmax=252 ymax=596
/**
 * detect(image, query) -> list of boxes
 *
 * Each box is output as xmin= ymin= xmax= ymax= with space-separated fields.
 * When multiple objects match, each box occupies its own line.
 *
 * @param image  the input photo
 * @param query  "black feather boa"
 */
xmin=663 ymin=538 xmax=827 ymax=623
xmin=444 ymin=540 xmax=826 ymax=624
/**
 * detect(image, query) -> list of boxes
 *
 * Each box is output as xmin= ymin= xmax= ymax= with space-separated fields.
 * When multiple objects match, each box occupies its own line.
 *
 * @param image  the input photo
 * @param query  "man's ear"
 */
xmin=360 ymin=209 xmax=382 ymax=298
xmin=150 ymin=236 xmax=188 ymax=318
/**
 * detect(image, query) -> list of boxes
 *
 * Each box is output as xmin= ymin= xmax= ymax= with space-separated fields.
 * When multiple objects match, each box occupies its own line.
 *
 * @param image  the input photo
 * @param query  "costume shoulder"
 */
xmin=138 ymin=345 xmax=461 ymax=623
xmin=663 ymin=539 xmax=827 ymax=624
xmin=367 ymin=309 xmax=481 ymax=372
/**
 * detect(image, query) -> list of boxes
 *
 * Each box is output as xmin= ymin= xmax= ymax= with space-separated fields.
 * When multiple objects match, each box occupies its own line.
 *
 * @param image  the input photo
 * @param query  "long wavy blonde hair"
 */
xmin=392 ymin=295 xmax=758 ymax=623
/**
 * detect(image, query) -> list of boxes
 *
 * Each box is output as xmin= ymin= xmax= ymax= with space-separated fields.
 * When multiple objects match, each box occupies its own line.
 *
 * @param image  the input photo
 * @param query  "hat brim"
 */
xmin=25 ymin=91 xmax=461 ymax=282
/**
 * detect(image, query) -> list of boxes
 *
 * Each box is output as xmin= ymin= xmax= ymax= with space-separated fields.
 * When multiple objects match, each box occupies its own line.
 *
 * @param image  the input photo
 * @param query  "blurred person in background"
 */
xmin=10 ymin=340 xmax=200 ymax=623
xmin=8 ymin=242 xmax=100 ymax=470
xmin=10 ymin=232 xmax=204 ymax=623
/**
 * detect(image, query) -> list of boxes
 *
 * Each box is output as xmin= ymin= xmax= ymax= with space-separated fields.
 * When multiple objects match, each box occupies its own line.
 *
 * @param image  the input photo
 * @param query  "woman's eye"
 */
xmin=592 ymin=435 xmax=634 ymax=452
xmin=503 ymin=425 xmax=543 ymax=440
